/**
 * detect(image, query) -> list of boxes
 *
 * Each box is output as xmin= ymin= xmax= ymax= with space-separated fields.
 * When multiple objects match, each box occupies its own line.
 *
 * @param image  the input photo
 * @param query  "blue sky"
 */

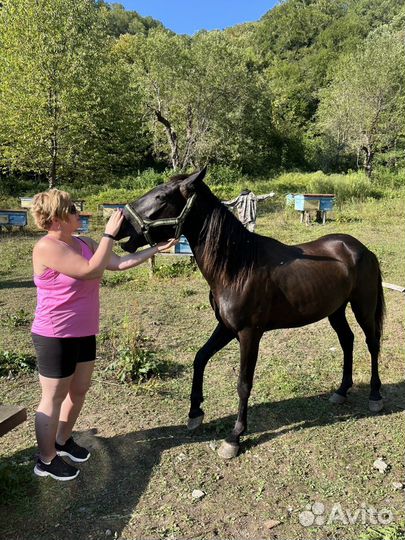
xmin=118 ymin=1 xmax=279 ymax=35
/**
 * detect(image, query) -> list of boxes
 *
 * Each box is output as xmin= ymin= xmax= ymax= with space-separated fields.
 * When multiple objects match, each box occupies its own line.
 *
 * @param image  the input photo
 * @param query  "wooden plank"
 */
xmin=0 ymin=405 xmax=27 ymax=437
xmin=382 ymin=282 xmax=405 ymax=293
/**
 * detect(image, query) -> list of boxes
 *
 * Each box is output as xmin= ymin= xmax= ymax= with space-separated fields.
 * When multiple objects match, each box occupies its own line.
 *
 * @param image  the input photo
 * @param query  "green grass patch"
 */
xmin=153 ymin=259 xmax=197 ymax=279
xmin=0 ymin=350 xmax=36 ymax=377
xmin=100 ymin=317 xmax=166 ymax=383
xmin=360 ymin=522 xmax=405 ymax=540
xmin=0 ymin=308 xmax=31 ymax=328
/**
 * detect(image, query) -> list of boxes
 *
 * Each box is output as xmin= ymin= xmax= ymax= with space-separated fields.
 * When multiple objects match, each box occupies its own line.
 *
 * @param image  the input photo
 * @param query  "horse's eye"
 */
xmin=156 ymin=194 xmax=165 ymax=202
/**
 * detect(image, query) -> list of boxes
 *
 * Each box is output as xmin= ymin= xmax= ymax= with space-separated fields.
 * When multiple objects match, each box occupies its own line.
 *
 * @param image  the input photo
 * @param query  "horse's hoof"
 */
xmin=217 ymin=441 xmax=239 ymax=460
xmin=187 ymin=414 xmax=204 ymax=431
xmin=329 ymin=392 xmax=346 ymax=405
xmin=369 ymin=399 xmax=384 ymax=413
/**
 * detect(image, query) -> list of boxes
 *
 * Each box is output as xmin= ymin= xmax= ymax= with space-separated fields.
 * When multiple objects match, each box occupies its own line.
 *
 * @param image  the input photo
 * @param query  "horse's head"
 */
xmin=115 ymin=168 xmax=207 ymax=252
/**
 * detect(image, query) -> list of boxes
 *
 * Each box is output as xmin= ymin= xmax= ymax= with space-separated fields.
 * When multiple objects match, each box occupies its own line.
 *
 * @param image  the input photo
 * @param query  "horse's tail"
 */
xmin=375 ymin=259 xmax=386 ymax=338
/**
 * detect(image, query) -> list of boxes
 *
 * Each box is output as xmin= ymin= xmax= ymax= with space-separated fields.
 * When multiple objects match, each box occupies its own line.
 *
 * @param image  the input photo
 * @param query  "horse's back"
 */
xmin=293 ymin=233 xmax=370 ymax=264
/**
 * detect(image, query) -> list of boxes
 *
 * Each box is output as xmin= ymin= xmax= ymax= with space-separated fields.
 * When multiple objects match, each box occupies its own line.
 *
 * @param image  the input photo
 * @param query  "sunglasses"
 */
xmin=69 ymin=204 xmax=77 ymax=214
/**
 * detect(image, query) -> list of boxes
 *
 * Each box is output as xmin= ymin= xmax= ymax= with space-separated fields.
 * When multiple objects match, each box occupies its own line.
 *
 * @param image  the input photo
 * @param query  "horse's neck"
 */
xmin=184 ymin=204 xmax=211 ymax=255
xmin=183 ymin=194 xmax=253 ymax=288
xmin=183 ymin=199 xmax=220 ymax=281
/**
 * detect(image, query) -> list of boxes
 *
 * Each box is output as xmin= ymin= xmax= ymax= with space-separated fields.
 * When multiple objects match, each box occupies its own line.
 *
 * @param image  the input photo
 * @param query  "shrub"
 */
xmin=206 ymin=165 xmax=246 ymax=186
xmin=270 ymin=171 xmax=384 ymax=205
xmin=108 ymin=343 xmax=160 ymax=384
xmin=114 ymin=169 xmax=166 ymax=190
xmin=0 ymin=351 xmax=36 ymax=377
xmin=373 ymin=168 xmax=405 ymax=190
xmin=82 ymin=187 xmax=140 ymax=213
xmin=0 ymin=309 xmax=31 ymax=328
xmin=103 ymin=317 xmax=163 ymax=383
xmin=153 ymin=259 xmax=197 ymax=278
xmin=101 ymin=271 xmax=136 ymax=287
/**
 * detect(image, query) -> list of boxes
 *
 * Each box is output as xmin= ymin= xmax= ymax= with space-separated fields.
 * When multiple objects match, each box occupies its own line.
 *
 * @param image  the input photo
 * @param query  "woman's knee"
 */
xmin=39 ymin=374 xmax=72 ymax=402
xmin=69 ymin=380 xmax=92 ymax=400
xmin=38 ymin=389 xmax=68 ymax=410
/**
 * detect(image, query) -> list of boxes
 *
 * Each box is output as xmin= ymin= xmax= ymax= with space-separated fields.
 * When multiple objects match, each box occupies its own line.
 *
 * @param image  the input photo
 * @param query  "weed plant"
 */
xmin=0 ymin=351 xmax=36 ymax=377
xmin=0 ymin=309 xmax=31 ymax=328
xmin=360 ymin=522 xmax=405 ymax=540
xmin=101 ymin=317 xmax=162 ymax=383
xmin=101 ymin=271 xmax=136 ymax=287
xmin=153 ymin=259 xmax=197 ymax=279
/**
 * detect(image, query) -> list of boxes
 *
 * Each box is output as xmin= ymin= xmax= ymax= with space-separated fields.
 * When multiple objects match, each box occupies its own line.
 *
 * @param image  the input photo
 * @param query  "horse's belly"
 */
xmin=268 ymin=280 xmax=351 ymax=328
xmin=213 ymin=264 xmax=353 ymax=332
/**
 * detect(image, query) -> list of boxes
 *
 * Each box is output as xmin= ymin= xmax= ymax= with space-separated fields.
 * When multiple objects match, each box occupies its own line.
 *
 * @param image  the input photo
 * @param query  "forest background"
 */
xmin=0 ymin=0 xmax=404 ymax=201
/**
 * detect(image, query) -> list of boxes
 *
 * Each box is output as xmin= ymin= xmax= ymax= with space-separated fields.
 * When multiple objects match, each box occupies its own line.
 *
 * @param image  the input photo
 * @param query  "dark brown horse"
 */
xmin=115 ymin=168 xmax=385 ymax=459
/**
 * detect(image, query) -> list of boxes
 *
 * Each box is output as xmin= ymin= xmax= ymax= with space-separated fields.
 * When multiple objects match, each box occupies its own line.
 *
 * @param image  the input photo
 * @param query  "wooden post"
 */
xmin=149 ymin=255 xmax=156 ymax=277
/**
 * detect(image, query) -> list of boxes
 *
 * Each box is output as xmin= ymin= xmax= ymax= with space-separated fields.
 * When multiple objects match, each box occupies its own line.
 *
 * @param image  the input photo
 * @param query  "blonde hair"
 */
xmin=31 ymin=189 xmax=73 ymax=230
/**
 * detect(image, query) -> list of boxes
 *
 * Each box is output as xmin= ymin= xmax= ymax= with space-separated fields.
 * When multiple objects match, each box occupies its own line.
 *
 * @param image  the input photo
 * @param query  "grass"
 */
xmin=0 ymin=193 xmax=404 ymax=539
xmin=2 ymin=168 xmax=405 ymax=211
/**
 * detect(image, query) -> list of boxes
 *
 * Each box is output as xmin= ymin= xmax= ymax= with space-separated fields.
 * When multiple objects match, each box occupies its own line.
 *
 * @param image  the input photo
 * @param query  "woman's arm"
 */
xmin=106 ymin=238 xmax=179 ymax=271
xmin=34 ymin=211 xmax=124 ymax=280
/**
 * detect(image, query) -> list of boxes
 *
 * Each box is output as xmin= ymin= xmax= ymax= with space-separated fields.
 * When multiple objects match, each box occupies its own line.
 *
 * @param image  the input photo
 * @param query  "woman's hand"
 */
xmin=105 ymin=209 xmax=124 ymax=237
xmin=156 ymin=238 xmax=179 ymax=252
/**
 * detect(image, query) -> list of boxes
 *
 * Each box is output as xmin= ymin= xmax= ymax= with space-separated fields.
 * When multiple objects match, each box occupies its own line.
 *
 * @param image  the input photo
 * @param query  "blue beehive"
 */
xmin=294 ymin=194 xmax=335 ymax=212
xmin=285 ymin=193 xmax=296 ymax=207
xmin=20 ymin=197 xmax=34 ymax=208
xmin=101 ymin=203 xmax=126 ymax=219
xmin=77 ymin=213 xmax=92 ymax=233
xmin=0 ymin=209 xmax=28 ymax=228
xmin=175 ymin=235 xmax=192 ymax=254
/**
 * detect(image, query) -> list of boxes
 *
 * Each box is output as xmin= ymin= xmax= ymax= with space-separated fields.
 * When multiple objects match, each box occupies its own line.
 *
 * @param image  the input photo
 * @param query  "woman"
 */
xmin=31 ymin=189 xmax=176 ymax=481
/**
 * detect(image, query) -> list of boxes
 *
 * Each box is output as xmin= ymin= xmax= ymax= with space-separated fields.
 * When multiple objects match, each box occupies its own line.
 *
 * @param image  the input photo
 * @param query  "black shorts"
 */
xmin=31 ymin=333 xmax=96 ymax=379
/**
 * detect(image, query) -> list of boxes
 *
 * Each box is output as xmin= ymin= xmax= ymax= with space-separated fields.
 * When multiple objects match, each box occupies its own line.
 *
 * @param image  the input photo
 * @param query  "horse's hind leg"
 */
xmin=188 ymin=322 xmax=236 ymax=430
xmin=351 ymin=301 xmax=383 ymax=412
xmin=328 ymin=303 xmax=354 ymax=405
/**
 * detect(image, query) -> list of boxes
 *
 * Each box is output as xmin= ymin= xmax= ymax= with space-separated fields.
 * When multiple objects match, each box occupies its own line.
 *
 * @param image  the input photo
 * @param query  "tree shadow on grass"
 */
xmin=1 ymin=381 xmax=404 ymax=540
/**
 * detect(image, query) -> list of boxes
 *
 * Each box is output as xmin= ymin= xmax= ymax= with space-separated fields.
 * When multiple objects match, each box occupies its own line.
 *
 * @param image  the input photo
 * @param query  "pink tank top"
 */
xmin=32 ymin=236 xmax=100 ymax=338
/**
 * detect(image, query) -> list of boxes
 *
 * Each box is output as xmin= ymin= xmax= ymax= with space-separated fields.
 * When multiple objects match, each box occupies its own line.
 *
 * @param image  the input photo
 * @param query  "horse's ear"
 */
xmin=179 ymin=167 xmax=207 ymax=198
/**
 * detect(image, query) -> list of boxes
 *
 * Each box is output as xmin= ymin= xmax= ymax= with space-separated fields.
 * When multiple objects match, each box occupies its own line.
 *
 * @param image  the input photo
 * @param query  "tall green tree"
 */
xmin=115 ymin=27 xmax=274 ymax=173
xmin=0 ymin=0 xmax=144 ymax=187
xmin=316 ymin=26 xmax=405 ymax=176
xmin=103 ymin=2 xmax=165 ymax=38
xmin=254 ymin=0 xmax=405 ymax=170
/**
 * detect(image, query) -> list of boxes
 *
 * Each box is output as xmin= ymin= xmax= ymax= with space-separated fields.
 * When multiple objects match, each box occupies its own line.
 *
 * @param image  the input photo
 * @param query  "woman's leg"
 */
xmin=56 ymin=360 xmax=95 ymax=445
xmin=35 ymin=374 xmax=72 ymax=463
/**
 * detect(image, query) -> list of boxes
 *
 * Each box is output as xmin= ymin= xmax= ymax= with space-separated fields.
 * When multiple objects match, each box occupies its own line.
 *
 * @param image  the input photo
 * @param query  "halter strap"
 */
xmin=124 ymin=193 xmax=197 ymax=246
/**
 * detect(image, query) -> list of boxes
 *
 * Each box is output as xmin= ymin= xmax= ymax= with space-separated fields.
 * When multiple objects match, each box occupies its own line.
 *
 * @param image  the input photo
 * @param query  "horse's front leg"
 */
xmin=218 ymin=327 xmax=262 ymax=459
xmin=187 ymin=322 xmax=235 ymax=430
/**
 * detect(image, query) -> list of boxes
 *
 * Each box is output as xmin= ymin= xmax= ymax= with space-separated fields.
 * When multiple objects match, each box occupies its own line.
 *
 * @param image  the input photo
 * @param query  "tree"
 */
xmin=103 ymin=3 xmax=165 ymax=38
xmin=115 ymin=27 xmax=273 ymax=172
xmin=316 ymin=26 xmax=405 ymax=177
xmin=0 ymin=0 xmax=144 ymax=187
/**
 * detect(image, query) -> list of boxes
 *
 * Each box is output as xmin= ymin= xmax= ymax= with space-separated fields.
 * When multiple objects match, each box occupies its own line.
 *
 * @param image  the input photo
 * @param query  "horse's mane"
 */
xmin=197 ymin=186 xmax=260 ymax=290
